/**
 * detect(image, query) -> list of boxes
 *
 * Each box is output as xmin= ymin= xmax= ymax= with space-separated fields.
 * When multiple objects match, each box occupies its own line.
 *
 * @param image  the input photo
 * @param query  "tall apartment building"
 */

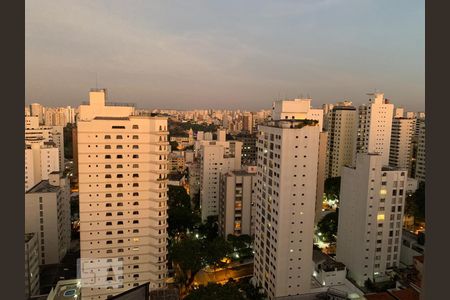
xmin=336 ymin=153 xmax=408 ymax=286
xmin=77 ymin=89 xmax=169 ymax=299
xmin=389 ymin=117 xmax=415 ymax=171
xmin=25 ymin=172 xmax=71 ymax=265
xmin=199 ymin=129 xmax=242 ymax=221
xmin=415 ymin=119 xmax=426 ymax=183
xmin=325 ymin=101 xmax=357 ymax=178
xmin=356 ymin=92 xmax=394 ymax=166
xmin=219 ymin=169 xmax=256 ymax=237
xmin=253 ymin=99 xmax=321 ymax=299
xmin=25 ymin=233 xmax=40 ymax=299
xmin=25 ymin=142 xmax=60 ymax=192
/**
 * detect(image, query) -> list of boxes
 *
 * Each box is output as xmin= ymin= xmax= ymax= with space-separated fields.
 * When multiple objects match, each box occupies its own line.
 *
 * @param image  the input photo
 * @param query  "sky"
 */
xmin=25 ymin=0 xmax=424 ymax=111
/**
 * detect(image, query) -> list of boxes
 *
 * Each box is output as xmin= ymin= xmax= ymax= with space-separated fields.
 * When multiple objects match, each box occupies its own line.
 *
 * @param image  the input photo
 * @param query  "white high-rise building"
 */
xmin=25 ymin=142 xmax=60 ymax=192
xmin=25 ymin=172 xmax=71 ymax=265
xmin=389 ymin=117 xmax=415 ymax=170
xmin=199 ymin=129 xmax=242 ymax=221
xmin=336 ymin=153 xmax=408 ymax=286
xmin=253 ymin=99 xmax=321 ymax=299
xmin=415 ymin=119 xmax=426 ymax=183
xmin=25 ymin=120 xmax=65 ymax=174
xmin=356 ymin=92 xmax=394 ymax=166
xmin=77 ymin=89 xmax=169 ymax=299
xmin=325 ymin=101 xmax=357 ymax=178
xmin=271 ymin=98 xmax=324 ymax=130
xmin=219 ymin=169 xmax=256 ymax=237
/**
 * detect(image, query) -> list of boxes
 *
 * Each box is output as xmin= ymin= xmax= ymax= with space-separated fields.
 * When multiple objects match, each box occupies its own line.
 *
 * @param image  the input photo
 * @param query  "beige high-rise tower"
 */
xmin=77 ymin=89 xmax=169 ymax=299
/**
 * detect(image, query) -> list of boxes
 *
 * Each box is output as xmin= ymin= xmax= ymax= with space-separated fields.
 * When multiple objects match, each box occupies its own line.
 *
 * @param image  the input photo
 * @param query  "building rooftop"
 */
xmin=262 ymin=119 xmax=319 ymax=129
xmin=46 ymin=279 xmax=81 ymax=300
xmin=167 ymin=173 xmax=185 ymax=181
xmin=231 ymin=170 xmax=254 ymax=176
xmin=94 ymin=116 xmax=130 ymax=121
xmin=27 ymin=180 xmax=60 ymax=194
xmin=313 ymin=250 xmax=346 ymax=272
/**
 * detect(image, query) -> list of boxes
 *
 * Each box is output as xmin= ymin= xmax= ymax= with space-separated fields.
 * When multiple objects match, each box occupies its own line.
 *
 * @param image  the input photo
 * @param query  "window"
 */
xmin=105 ymin=135 xmax=111 ymax=139
xmin=116 ymin=135 xmax=123 ymax=139
xmin=133 ymin=125 xmax=139 ymax=129
xmin=132 ymin=145 xmax=139 ymax=149
xmin=105 ymin=155 xmax=111 ymax=159
xmin=105 ymin=145 xmax=111 ymax=149
xmin=133 ymin=154 xmax=139 ymax=159
xmin=132 ymin=135 xmax=139 ymax=139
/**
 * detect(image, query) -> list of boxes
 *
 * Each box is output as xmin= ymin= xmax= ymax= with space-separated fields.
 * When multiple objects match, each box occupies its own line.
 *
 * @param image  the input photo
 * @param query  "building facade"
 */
xmin=25 ymin=172 xmax=71 ymax=265
xmin=253 ymin=100 xmax=321 ymax=299
xmin=356 ymin=92 xmax=394 ymax=166
xmin=389 ymin=117 xmax=415 ymax=171
xmin=219 ymin=169 xmax=255 ymax=237
xmin=199 ymin=129 xmax=242 ymax=221
xmin=325 ymin=102 xmax=357 ymax=178
xmin=77 ymin=89 xmax=169 ymax=299
xmin=336 ymin=153 xmax=408 ymax=286
xmin=414 ymin=119 xmax=426 ymax=183
xmin=25 ymin=233 xmax=40 ymax=299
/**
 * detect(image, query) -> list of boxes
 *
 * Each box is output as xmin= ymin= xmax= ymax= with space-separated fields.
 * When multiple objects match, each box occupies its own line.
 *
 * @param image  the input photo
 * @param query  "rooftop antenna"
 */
xmin=307 ymin=93 xmax=311 ymax=99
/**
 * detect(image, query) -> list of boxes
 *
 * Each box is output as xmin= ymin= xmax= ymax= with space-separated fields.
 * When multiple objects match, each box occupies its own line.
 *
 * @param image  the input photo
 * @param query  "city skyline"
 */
xmin=26 ymin=0 xmax=424 ymax=111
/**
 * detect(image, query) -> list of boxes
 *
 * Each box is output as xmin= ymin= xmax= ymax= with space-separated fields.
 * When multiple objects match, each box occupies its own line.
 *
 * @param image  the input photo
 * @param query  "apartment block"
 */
xmin=325 ymin=101 xmax=357 ymax=178
xmin=219 ymin=169 xmax=256 ymax=237
xmin=356 ymin=92 xmax=394 ymax=166
xmin=415 ymin=119 xmax=425 ymax=183
xmin=336 ymin=153 xmax=408 ymax=286
xmin=199 ymin=129 xmax=242 ymax=221
xmin=253 ymin=99 xmax=321 ymax=299
xmin=25 ymin=172 xmax=71 ymax=265
xmin=25 ymin=142 xmax=60 ymax=192
xmin=389 ymin=117 xmax=415 ymax=171
xmin=77 ymin=89 xmax=169 ymax=299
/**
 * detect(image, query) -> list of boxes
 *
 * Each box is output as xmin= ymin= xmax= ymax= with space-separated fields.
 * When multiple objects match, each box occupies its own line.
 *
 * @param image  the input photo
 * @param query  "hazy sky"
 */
xmin=26 ymin=0 xmax=424 ymax=111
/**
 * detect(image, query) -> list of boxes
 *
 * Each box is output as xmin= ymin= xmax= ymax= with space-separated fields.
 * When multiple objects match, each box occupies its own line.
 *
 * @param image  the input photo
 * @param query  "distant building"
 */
xmin=199 ymin=129 xmax=242 ymax=220
xmin=167 ymin=172 xmax=186 ymax=187
xmin=325 ymin=101 xmax=357 ymax=178
xmin=336 ymin=153 xmax=408 ymax=286
xmin=25 ymin=233 xmax=40 ymax=299
xmin=389 ymin=117 xmax=415 ymax=171
xmin=242 ymin=113 xmax=254 ymax=133
xmin=25 ymin=172 xmax=71 ymax=265
xmin=30 ymin=103 xmax=44 ymax=125
xmin=414 ymin=119 xmax=425 ymax=183
xmin=25 ymin=142 xmax=60 ymax=192
xmin=356 ymin=92 xmax=394 ymax=166
xmin=400 ymin=230 xmax=425 ymax=267
xmin=219 ymin=169 xmax=256 ymax=237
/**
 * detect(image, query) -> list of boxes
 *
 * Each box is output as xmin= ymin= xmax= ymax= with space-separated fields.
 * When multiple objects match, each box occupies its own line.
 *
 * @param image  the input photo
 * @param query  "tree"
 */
xmin=185 ymin=282 xmax=245 ymax=300
xmin=405 ymin=182 xmax=425 ymax=223
xmin=198 ymin=215 xmax=219 ymax=241
xmin=203 ymin=237 xmax=233 ymax=269
xmin=171 ymin=237 xmax=204 ymax=287
xmin=317 ymin=211 xmax=338 ymax=243
xmin=168 ymin=186 xmax=200 ymax=237
xmin=324 ymin=177 xmax=341 ymax=200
